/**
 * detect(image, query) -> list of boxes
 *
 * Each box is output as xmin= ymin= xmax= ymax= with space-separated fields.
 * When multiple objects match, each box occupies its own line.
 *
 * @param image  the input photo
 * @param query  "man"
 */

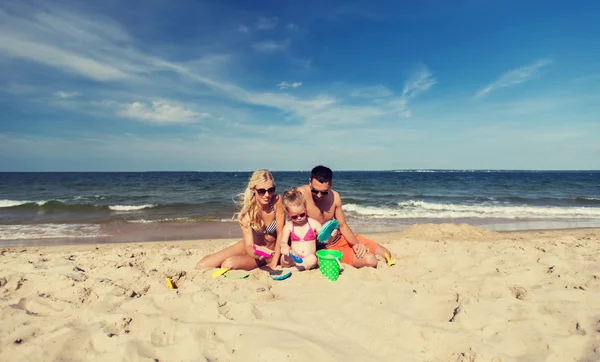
xmin=299 ymin=165 xmax=392 ymax=268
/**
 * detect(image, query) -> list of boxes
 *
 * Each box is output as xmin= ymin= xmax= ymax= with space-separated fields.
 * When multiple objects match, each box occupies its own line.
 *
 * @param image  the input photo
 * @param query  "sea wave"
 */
xmin=393 ymin=169 xmax=480 ymax=173
xmin=109 ymin=204 xmax=156 ymax=211
xmin=342 ymin=201 xmax=600 ymax=219
xmin=0 ymin=200 xmax=158 ymax=212
xmin=0 ymin=223 xmax=103 ymax=240
xmin=0 ymin=200 xmax=32 ymax=208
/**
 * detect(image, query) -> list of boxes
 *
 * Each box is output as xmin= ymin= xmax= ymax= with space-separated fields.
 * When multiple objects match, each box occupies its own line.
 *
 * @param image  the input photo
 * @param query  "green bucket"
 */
xmin=316 ymin=249 xmax=343 ymax=281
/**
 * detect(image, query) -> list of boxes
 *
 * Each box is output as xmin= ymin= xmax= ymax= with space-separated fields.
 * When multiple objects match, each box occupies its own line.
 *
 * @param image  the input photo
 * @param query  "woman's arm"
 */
xmin=240 ymin=220 xmax=261 ymax=260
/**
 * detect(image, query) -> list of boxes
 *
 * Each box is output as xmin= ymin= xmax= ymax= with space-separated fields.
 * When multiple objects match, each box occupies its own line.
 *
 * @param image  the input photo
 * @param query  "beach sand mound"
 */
xmin=399 ymin=223 xmax=500 ymax=241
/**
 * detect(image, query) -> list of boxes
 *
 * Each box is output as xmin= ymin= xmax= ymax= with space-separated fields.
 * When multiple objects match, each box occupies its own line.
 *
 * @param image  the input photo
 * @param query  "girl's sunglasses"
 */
xmin=289 ymin=211 xmax=306 ymax=220
xmin=256 ymin=186 xmax=276 ymax=196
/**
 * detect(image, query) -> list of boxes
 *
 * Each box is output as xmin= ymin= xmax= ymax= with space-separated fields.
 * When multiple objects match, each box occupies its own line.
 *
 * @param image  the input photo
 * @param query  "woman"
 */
xmin=195 ymin=169 xmax=284 ymax=270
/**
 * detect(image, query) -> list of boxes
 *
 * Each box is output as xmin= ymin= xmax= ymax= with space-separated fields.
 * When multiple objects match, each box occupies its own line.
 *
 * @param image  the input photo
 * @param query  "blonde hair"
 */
xmin=236 ymin=169 xmax=275 ymax=232
xmin=282 ymin=187 xmax=306 ymax=212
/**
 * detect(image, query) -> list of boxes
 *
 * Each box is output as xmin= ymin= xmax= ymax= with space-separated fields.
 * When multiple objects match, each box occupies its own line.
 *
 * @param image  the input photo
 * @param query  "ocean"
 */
xmin=1 ymin=170 xmax=600 ymax=246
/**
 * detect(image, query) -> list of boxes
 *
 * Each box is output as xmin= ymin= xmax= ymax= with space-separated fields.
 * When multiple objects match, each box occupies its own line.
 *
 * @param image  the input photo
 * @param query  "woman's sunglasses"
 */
xmin=310 ymin=188 xmax=329 ymax=196
xmin=289 ymin=211 xmax=306 ymax=220
xmin=256 ymin=186 xmax=276 ymax=196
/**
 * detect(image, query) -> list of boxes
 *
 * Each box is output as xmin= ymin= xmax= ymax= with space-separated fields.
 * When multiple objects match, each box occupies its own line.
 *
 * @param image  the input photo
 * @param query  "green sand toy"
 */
xmin=316 ymin=249 xmax=343 ymax=281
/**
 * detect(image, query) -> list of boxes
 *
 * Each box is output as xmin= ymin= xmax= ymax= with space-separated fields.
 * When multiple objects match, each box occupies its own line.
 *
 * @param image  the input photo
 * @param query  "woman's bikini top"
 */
xmin=290 ymin=219 xmax=316 ymax=242
xmin=252 ymin=202 xmax=277 ymax=236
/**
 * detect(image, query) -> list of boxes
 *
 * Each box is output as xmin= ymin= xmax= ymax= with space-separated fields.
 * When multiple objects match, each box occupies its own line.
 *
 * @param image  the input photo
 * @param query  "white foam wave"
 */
xmin=74 ymin=195 xmax=105 ymax=200
xmin=0 ymin=200 xmax=50 ymax=208
xmin=393 ymin=169 xmax=480 ymax=173
xmin=0 ymin=224 xmax=103 ymax=240
xmin=127 ymin=217 xmax=191 ymax=223
xmin=0 ymin=200 xmax=31 ymax=208
xmin=109 ymin=204 xmax=155 ymax=211
xmin=343 ymin=201 xmax=600 ymax=219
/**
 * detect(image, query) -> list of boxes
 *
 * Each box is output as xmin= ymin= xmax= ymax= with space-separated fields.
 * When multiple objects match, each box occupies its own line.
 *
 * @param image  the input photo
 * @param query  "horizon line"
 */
xmin=1 ymin=169 xmax=599 ymax=173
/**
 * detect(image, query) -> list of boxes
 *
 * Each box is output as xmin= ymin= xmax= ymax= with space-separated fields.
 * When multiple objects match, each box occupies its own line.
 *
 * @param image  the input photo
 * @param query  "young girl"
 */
xmin=279 ymin=188 xmax=335 ymax=271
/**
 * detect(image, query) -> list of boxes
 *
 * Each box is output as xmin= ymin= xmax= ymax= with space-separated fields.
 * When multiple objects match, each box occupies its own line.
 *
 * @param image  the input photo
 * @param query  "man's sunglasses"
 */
xmin=256 ymin=186 xmax=276 ymax=196
xmin=289 ymin=211 xmax=306 ymax=220
xmin=310 ymin=188 xmax=329 ymax=196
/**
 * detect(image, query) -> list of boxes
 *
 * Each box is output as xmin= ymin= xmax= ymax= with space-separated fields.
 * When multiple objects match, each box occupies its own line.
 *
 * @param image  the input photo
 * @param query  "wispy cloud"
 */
xmin=256 ymin=17 xmax=278 ymax=30
xmin=0 ymin=4 xmax=435 ymax=131
xmin=277 ymin=81 xmax=302 ymax=89
xmin=381 ymin=67 xmax=437 ymax=117
xmin=252 ymin=40 xmax=288 ymax=52
xmin=54 ymin=91 xmax=80 ymax=99
xmin=350 ymin=85 xmax=393 ymax=98
xmin=286 ymin=23 xmax=299 ymax=31
xmin=402 ymin=67 xmax=437 ymax=101
xmin=476 ymin=59 xmax=553 ymax=97
xmin=0 ymin=7 xmax=147 ymax=82
xmin=118 ymin=100 xmax=209 ymax=125
xmin=237 ymin=25 xmax=249 ymax=33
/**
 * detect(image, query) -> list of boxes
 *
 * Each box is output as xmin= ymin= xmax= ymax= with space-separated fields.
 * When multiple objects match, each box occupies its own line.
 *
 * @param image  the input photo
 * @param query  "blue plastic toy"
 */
xmin=289 ymin=253 xmax=303 ymax=263
xmin=270 ymin=271 xmax=292 ymax=281
xmin=317 ymin=219 xmax=339 ymax=243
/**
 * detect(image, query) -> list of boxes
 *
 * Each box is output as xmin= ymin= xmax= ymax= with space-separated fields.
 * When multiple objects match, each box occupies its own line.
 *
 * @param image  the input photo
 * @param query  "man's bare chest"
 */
xmin=306 ymin=203 xmax=335 ymax=224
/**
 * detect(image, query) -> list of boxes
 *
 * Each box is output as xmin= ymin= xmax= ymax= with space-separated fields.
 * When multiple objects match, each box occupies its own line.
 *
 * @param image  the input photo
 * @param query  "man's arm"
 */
xmin=333 ymin=191 xmax=368 ymax=257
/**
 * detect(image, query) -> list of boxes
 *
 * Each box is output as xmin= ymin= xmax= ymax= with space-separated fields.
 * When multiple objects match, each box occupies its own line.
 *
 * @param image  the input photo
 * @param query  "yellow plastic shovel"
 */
xmin=212 ymin=267 xmax=230 ymax=278
xmin=384 ymin=253 xmax=396 ymax=266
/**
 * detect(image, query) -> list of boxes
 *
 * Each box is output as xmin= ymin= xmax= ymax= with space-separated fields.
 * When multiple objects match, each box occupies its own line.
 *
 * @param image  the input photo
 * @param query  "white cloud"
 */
xmin=256 ymin=17 xmax=279 ymax=30
xmin=277 ymin=81 xmax=302 ymax=89
xmin=402 ymin=67 xmax=437 ymax=101
xmin=350 ymin=85 xmax=393 ymax=98
xmin=237 ymin=25 xmax=249 ymax=33
xmin=54 ymin=91 xmax=80 ymax=98
xmin=118 ymin=100 xmax=209 ymax=125
xmin=252 ymin=40 xmax=288 ymax=52
xmin=0 ymin=7 xmax=148 ymax=82
xmin=377 ymin=67 xmax=437 ymax=117
xmin=476 ymin=59 xmax=553 ymax=97
xmin=286 ymin=23 xmax=299 ymax=31
xmin=0 ymin=5 xmax=434 ymax=129
xmin=0 ymin=35 xmax=134 ymax=81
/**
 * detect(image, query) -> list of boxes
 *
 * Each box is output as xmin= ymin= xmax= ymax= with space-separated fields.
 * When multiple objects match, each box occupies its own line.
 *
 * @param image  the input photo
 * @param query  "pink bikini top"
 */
xmin=290 ymin=220 xmax=316 ymax=242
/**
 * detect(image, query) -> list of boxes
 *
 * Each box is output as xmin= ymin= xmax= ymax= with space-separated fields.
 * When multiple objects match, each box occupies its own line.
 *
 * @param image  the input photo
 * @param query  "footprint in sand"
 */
xmin=569 ymin=321 xmax=587 ymax=336
xmin=508 ymin=285 xmax=530 ymax=301
xmin=10 ymin=296 xmax=70 ymax=316
xmin=217 ymin=300 xmax=263 ymax=321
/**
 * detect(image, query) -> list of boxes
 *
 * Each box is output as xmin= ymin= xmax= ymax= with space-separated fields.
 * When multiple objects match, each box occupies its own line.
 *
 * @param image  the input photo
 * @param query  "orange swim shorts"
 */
xmin=326 ymin=234 xmax=378 ymax=265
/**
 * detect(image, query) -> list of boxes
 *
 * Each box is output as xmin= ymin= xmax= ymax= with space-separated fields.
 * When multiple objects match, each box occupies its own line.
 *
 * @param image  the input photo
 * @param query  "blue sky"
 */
xmin=1 ymin=0 xmax=599 ymax=171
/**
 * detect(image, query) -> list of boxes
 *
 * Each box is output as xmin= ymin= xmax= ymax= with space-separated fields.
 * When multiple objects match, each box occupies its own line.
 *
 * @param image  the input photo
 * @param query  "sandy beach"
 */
xmin=1 ymin=224 xmax=600 ymax=361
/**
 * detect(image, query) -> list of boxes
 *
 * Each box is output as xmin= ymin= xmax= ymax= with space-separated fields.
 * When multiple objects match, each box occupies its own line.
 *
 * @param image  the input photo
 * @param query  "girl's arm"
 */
xmin=311 ymin=218 xmax=323 ymax=233
xmin=311 ymin=218 xmax=323 ymax=237
xmin=268 ymin=195 xmax=286 ymax=268
xmin=278 ymin=222 xmax=292 ymax=256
